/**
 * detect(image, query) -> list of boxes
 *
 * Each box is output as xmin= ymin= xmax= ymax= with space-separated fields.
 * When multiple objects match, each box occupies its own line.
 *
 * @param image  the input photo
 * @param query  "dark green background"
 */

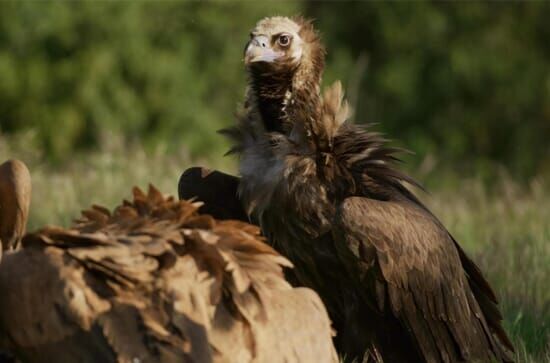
xmin=1 ymin=1 xmax=549 ymax=179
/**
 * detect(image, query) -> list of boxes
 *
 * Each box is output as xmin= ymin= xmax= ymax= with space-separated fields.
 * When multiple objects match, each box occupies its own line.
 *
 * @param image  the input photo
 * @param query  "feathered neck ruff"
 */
xmin=223 ymin=20 xmax=420 ymax=215
xmin=223 ymin=79 xmax=420 ymax=215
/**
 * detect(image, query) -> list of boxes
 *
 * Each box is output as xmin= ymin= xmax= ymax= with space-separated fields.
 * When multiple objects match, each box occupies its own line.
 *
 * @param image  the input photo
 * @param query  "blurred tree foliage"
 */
xmin=0 ymin=1 xmax=297 ymax=160
xmin=308 ymin=1 xmax=550 ymax=178
xmin=0 ymin=1 xmax=549 ymax=178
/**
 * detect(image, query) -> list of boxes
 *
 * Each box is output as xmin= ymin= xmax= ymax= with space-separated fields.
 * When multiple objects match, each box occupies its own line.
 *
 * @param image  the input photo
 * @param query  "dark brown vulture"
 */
xmin=215 ymin=16 xmax=515 ymax=363
xmin=0 ymin=164 xmax=337 ymax=362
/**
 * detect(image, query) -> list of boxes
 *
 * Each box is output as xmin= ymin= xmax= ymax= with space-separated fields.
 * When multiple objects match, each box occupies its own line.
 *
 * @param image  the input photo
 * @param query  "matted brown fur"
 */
xmin=224 ymin=16 xmax=515 ymax=363
xmin=0 ymin=185 xmax=337 ymax=363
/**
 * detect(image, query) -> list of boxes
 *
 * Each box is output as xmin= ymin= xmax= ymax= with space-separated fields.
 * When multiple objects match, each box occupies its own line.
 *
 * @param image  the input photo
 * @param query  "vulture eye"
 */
xmin=277 ymin=34 xmax=291 ymax=47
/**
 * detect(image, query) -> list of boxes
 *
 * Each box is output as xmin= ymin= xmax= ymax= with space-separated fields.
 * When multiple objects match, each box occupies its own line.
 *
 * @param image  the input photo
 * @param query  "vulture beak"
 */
xmin=244 ymin=35 xmax=283 ymax=64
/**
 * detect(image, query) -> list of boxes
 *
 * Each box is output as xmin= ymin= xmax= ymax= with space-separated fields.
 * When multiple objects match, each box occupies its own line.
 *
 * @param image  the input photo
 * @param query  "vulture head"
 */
xmin=244 ymin=16 xmax=324 ymax=77
xmin=242 ymin=16 xmax=325 ymax=134
xmin=0 ymin=159 xmax=31 ymax=260
xmin=245 ymin=17 xmax=304 ymax=67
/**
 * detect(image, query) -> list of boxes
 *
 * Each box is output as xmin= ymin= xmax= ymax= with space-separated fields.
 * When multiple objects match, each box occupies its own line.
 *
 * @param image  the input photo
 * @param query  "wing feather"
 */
xmin=335 ymin=196 xmax=514 ymax=363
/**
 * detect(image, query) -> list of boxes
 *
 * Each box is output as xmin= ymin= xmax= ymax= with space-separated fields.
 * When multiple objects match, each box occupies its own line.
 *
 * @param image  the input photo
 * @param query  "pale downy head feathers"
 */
xmin=246 ymin=16 xmax=304 ymax=66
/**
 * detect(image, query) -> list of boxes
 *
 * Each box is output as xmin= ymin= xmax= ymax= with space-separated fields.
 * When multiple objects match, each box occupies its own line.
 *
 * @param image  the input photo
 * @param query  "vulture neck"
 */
xmin=249 ymin=60 xmax=322 ymax=134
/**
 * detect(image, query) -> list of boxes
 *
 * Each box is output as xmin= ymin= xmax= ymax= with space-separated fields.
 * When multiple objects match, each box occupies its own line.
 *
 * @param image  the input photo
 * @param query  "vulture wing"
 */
xmin=178 ymin=167 xmax=248 ymax=222
xmin=334 ymin=196 xmax=514 ymax=363
xmin=0 ymin=186 xmax=337 ymax=363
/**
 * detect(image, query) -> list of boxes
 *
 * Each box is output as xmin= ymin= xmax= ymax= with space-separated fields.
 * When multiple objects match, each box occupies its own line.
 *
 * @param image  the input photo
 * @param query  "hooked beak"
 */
xmin=244 ymin=35 xmax=283 ymax=64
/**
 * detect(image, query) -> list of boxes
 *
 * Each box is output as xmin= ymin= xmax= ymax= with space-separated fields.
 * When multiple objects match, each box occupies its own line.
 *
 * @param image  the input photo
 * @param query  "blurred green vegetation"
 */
xmin=0 ymin=1 xmax=549 ymax=179
xmin=0 ymin=2 xmax=548 ymax=361
xmin=309 ymin=1 xmax=550 ymax=179
xmin=0 ymin=1 xmax=297 ymax=161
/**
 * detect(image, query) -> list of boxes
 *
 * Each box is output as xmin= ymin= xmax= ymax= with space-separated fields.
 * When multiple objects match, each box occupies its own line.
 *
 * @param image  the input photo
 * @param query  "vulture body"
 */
xmin=216 ymin=16 xmax=515 ymax=363
xmin=0 ymin=169 xmax=337 ymax=363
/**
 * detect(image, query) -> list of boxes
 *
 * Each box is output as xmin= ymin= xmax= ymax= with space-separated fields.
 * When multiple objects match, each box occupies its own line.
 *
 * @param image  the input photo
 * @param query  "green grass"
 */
xmin=423 ymin=177 xmax=550 ymax=362
xmin=0 ymin=131 xmax=235 ymax=230
xmin=2 ymin=131 xmax=548 ymax=362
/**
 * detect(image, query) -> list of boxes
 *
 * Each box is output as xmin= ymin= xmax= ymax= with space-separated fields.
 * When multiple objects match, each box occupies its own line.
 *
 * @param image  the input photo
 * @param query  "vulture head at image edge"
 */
xmin=0 ymin=160 xmax=31 ymax=262
xmin=0 ymin=160 xmax=337 ymax=363
xmin=216 ymin=16 xmax=515 ymax=363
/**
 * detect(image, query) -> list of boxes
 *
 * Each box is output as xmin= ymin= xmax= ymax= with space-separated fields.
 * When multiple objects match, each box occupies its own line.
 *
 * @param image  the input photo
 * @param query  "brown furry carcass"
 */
xmin=0 ymin=159 xmax=31 ymax=261
xmin=0 ymin=169 xmax=337 ymax=362
xmin=213 ymin=16 xmax=514 ymax=363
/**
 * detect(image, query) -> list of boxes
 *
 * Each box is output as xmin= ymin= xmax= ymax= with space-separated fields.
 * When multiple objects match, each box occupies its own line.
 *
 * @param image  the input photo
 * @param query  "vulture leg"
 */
xmin=178 ymin=167 xmax=249 ymax=222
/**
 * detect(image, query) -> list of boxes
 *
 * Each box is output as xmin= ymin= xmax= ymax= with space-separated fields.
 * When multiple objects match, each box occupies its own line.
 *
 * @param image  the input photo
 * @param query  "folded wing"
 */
xmin=335 ymin=196 xmax=514 ymax=363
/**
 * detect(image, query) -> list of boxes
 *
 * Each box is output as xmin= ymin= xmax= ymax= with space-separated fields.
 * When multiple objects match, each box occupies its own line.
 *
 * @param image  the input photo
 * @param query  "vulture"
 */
xmin=0 ymin=161 xmax=337 ymax=363
xmin=182 ymin=16 xmax=515 ymax=363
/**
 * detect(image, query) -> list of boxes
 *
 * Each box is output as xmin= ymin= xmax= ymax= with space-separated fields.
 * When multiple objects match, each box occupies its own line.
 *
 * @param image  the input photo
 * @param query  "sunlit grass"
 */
xmin=0 ymin=131 xmax=235 ymax=230
xmin=1 ymin=132 xmax=548 ymax=362
xmin=422 ymin=176 xmax=550 ymax=363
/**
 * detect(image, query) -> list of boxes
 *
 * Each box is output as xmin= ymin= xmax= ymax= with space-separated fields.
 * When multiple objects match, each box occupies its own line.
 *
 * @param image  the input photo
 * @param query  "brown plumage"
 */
xmin=0 ymin=159 xmax=31 ymax=261
xmin=222 ymin=16 xmax=515 ymax=363
xmin=0 ymin=173 xmax=337 ymax=362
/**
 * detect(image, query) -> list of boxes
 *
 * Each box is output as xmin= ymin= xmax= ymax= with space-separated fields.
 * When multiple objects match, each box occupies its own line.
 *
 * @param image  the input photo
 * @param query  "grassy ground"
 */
xmin=2 ymin=132 xmax=548 ymax=362
xmin=423 ymin=177 xmax=550 ymax=362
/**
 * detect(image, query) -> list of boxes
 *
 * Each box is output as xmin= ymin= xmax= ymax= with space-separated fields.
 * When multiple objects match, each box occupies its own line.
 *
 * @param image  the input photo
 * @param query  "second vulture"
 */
xmin=0 ymin=161 xmax=337 ymax=363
